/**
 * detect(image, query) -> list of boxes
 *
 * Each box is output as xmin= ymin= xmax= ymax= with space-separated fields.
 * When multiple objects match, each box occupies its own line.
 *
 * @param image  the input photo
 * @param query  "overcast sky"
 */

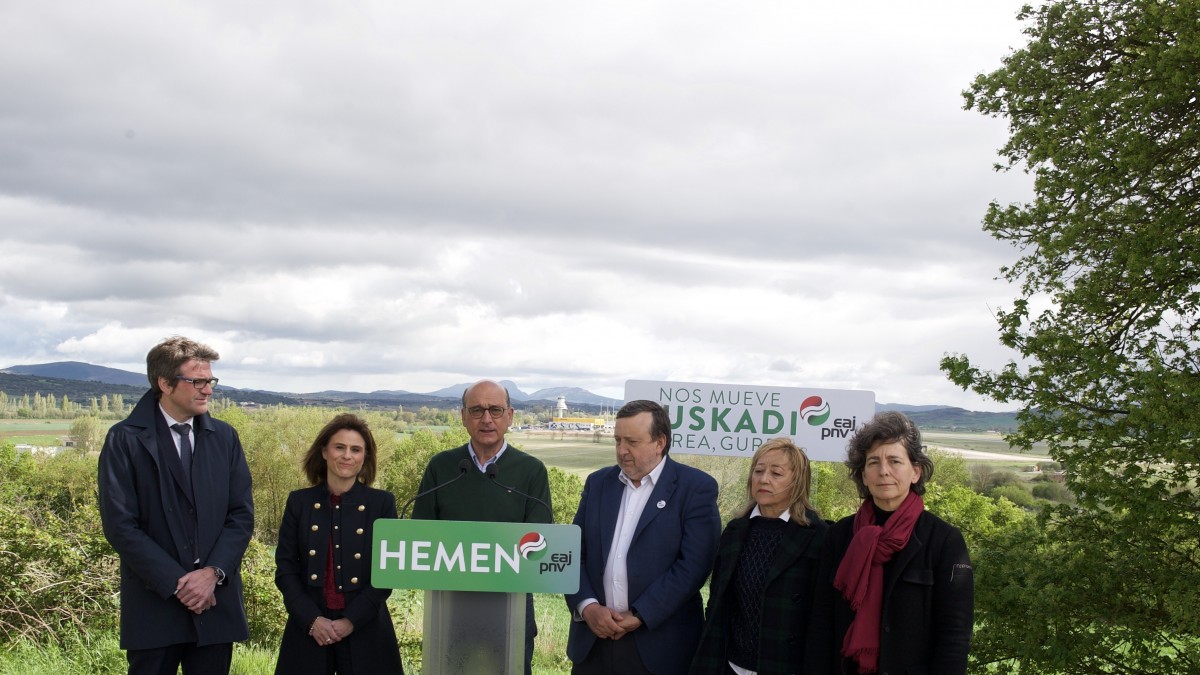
xmin=0 ymin=0 xmax=1037 ymax=411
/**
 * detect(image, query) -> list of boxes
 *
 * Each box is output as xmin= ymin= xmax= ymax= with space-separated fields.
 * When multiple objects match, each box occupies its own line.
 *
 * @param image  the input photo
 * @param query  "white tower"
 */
xmin=555 ymin=395 xmax=568 ymax=417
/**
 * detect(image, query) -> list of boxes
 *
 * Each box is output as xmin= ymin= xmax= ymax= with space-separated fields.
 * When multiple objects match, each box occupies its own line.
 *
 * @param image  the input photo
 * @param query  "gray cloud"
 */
xmin=0 ymin=0 xmax=1033 ymax=410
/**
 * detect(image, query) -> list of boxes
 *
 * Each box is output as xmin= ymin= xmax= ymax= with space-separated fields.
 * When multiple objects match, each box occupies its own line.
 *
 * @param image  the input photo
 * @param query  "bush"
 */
xmin=377 ymin=426 xmax=467 ymax=514
xmin=926 ymin=447 xmax=971 ymax=490
xmin=674 ymin=454 xmax=751 ymax=524
xmin=812 ymin=461 xmax=861 ymax=523
xmin=0 ymin=500 xmax=118 ymax=644
xmin=990 ymin=484 xmax=1038 ymax=510
xmin=546 ymin=467 xmax=582 ymax=525
xmin=240 ymin=538 xmax=286 ymax=649
xmin=1031 ymin=480 xmax=1074 ymax=503
xmin=972 ymin=464 xmax=1023 ymax=493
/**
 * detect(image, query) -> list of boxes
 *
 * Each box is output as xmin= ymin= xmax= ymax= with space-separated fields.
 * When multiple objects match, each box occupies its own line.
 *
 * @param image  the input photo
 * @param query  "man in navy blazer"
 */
xmin=565 ymin=400 xmax=721 ymax=675
xmin=98 ymin=337 xmax=254 ymax=674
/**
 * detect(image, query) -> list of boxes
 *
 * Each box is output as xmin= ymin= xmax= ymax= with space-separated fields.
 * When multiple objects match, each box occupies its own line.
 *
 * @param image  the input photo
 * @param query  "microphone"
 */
xmin=400 ymin=458 xmax=471 ymax=519
xmin=485 ymin=464 xmax=554 ymax=522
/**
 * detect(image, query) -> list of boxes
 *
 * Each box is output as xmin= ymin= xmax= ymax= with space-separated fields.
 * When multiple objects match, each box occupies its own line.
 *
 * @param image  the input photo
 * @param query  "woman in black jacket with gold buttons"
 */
xmin=274 ymin=413 xmax=403 ymax=674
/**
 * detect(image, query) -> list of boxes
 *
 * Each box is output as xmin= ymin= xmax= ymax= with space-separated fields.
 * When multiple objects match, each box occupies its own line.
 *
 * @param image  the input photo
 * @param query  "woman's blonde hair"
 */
xmin=737 ymin=437 xmax=817 ymax=525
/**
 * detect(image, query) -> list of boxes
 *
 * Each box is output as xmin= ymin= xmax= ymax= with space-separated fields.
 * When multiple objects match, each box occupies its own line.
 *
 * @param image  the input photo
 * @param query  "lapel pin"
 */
xmin=657 ymin=500 xmax=666 ymax=509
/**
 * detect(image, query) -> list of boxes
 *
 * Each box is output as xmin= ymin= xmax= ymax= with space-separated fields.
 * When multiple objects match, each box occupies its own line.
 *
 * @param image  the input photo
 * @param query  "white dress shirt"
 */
xmin=468 ymin=441 xmax=508 ymax=473
xmin=158 ymin=404 xmax=193 ymax=459
xmin=577 ymin=456 xmax=667 ymax=616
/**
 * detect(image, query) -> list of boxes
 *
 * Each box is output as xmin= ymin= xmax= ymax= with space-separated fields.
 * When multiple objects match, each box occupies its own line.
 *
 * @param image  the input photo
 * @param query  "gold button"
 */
xmin=335 ymin=544 xmax=340 ymax=549
xmin=314 ymin=503 xmax=321 ymax=509
xmin=350 ymin=577 xmax=358 ymax=584
xmin=311 ymin=525 xmax=319 ymax=531
xmin=336 ymin=565 xmax=341 ymax=570
xmin=310 ymin=574 xmax=318 ymax=581
xmin=356 ymin=528 xmax=363 ymax=535
xmin=358 ymin=505 xmax=365 ymax=511
xmin=308 ymin=550 xmax=316 ymax=556
xmin=354 ymin=553 xmax=361 ymax=560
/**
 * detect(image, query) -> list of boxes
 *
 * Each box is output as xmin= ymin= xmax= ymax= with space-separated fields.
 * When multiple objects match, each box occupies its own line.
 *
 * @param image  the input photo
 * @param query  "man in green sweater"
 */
xmin=412 ymin=379 xmax=552 ymax=674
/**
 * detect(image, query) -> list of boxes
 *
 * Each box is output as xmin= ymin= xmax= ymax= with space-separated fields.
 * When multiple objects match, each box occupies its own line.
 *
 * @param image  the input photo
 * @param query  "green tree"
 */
xmin=546 ymin=466 xmax=583 ymax=525
xmin=942 ymin=1 xmax=1200 ymax=671
xmin=217 ymin=406 xmax=325 ymax=543
xmin=68 ymin=415 xmax=104 ymax=455
xmin=925 ymin=447 xmax=970 ymax=490
xmin=811 ymin=461 xmax=861 ymax=523
xmin=377 ymin=424 xmax=470 ymax=517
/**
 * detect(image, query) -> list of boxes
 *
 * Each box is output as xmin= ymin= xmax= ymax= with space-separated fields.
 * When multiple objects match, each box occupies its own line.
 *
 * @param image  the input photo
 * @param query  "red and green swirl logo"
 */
xmin=799 ymin=396 xmax=831 ymax=426
xmin=518 ymin=532 xmax=548 ymax=560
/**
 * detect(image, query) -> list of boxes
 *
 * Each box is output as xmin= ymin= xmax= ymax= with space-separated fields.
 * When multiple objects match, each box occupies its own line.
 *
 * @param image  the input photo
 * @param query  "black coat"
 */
xmin=692 ymin=510 xmax=827 ymax=675
xmin=98 ymin=391 xmax=254 ymax=650
xmin=274 ymin=482 xmax=403 ymax=675
xmin=805 ymin=510 xmax=974 ymax=675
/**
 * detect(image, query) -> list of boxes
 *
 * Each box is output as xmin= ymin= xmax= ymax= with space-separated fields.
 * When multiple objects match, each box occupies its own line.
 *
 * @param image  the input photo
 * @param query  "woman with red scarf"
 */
xmin=274 ymin=414 xmax=404 ymax=674
xmin=805 ymin=412 xmax=973 ymax=675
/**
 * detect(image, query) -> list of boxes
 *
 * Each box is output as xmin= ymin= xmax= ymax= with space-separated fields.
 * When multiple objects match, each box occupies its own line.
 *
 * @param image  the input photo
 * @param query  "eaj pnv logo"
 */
xmin=372 ymin=520 xmax=581 ymax=593
xmin=799 ymin=396 xmax=831 ymax=426
xmin=519 ymin=532 xmax=547 ymax=560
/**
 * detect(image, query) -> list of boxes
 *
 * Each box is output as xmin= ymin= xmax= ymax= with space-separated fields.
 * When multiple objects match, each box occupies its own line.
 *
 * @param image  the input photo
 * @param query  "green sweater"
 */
xmin=411 ymin=443 xmax=553 ymax=524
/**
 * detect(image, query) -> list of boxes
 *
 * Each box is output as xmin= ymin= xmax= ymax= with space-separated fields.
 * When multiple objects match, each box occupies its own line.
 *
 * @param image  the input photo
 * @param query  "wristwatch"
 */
xmin=208 ymin=566 xmax=227 ymax=585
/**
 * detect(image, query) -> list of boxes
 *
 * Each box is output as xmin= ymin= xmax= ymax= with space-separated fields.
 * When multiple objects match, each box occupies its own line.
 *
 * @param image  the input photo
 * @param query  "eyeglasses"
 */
xmin=465 ymin=405 xmax=508 ymax=419
xmin=175 ymin=375 xmax=219 ymax=390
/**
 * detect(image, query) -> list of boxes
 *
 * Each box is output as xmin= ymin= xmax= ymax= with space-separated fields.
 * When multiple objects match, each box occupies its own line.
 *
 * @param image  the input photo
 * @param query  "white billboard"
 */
xmin=624 ymin=379 xmax=876 ymax=461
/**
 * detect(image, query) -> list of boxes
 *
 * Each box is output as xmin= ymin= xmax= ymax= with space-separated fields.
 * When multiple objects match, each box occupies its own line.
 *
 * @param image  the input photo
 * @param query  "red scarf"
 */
xmin=833 ymin=492 xmax=924 ymax=673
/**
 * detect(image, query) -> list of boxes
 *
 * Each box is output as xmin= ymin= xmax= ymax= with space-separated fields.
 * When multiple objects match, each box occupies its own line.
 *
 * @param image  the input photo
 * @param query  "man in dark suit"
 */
xmin=565 ymin=399 xmax=721 ymax=675
xmin=98 ymin=336 xmax=254 ymax=674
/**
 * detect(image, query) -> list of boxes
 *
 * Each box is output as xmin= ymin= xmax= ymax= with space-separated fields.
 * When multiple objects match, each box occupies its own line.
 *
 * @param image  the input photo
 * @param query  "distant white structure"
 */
xmin=555 ymin=395 xmax=568 ymax=417
xmin=15 ymin=443 xmax=63 ymax=456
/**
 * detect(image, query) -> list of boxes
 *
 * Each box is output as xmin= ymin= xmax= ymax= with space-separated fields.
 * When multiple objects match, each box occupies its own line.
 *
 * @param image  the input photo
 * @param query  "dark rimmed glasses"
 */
xmin=175 ymin=375 xmax=219 ymax=390
xmin=465 ymin=405 xmax=508 ymax=419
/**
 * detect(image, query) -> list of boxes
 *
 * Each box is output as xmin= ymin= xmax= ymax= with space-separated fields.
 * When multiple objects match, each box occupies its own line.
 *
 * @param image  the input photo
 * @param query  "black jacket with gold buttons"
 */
xmin=274 ymin=481 xmax=403 ymax=674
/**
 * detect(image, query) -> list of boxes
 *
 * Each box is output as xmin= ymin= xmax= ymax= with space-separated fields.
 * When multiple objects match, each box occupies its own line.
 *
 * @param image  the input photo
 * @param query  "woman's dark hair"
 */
xmin=616 ymin=399 xmax=673 ymax=453
xmin=844 ymin=411 xmax=934 ymax=499
xmin=302 ymin=413 xmax=379 ymax=486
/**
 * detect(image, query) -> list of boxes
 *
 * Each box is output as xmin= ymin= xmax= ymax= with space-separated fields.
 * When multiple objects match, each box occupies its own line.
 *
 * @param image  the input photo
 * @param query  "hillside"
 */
xmin=1 ymin=361 xmax=1018 ymax=424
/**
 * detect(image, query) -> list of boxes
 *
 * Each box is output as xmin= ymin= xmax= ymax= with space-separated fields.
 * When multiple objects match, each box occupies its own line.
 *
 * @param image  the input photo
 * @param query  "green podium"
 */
xmin=373 ymin=519 xmax=581 ymax=673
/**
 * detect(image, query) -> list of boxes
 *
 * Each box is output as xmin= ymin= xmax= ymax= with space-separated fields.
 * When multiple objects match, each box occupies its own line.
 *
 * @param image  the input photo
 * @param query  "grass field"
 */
xmin=512 ymin=429 xmax=1049 ymax=480
xmin=924 ymin=430 xmax=1050 ymax=457
xmin=0 ymin=420 xmax=73 ymax=445
xmin=509 ymin=432 xmax=613 ymax=476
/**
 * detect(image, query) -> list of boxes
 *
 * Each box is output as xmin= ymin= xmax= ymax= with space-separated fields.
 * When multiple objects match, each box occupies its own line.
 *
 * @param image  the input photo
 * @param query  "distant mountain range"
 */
xmin=0 ymin=361 xmax=1020 ymax=430
xmin=0 ymin=361 xmax=624 ymax=409
xmin=4 ymin=361 xmax=148 ymax=387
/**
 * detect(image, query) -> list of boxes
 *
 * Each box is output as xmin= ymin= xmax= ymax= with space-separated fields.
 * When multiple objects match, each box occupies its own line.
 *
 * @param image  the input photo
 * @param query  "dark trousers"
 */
xmin=524 ymin=593 xmax=537 ymax=675
xmin=127 ymin=642 xmax=233 ymax=675
xmin=571 ymin=636 xmax=653 ymax=675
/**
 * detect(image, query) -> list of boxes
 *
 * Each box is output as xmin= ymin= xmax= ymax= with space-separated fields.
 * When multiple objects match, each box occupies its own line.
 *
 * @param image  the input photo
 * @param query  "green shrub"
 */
xmin=990 ymin=483 xmax=1038 ymax=509
xmin=547 ymin=466 xmax=582 ymax=525
xmin=0 ymin=500 xmax=118 ymax=643
xmin=812 ymin=461 xmax=861 ymax=523
xmin=1031 ymin=480 xmax=1074 ymax=503
xmin=240 ymin=538 xmax=286 ymax=648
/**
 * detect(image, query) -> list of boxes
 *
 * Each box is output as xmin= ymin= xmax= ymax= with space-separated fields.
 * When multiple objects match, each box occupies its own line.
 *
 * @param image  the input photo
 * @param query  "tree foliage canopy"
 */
xmin=943 ymin=1 xmax=1200 ymax=671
